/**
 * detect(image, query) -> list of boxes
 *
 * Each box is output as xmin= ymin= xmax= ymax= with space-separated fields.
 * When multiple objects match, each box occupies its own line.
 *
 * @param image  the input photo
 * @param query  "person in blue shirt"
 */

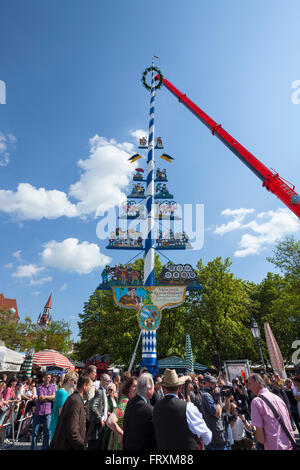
xmin=50 ymin=370 xmax=78 ymax=441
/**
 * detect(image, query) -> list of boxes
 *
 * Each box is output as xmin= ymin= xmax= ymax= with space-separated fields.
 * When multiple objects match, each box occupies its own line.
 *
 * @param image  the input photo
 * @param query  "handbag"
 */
xmin=259 ymin=395 xmax=300 ymax=450
xmin=106 ymin=412 xmax=118 ymax=431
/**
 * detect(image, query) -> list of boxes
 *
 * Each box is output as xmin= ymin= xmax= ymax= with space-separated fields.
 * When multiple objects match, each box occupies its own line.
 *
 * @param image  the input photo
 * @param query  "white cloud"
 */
xmin=0 ymin=183 xmax=79 ymax=221
xmin=0 ymin=132 xmax=140 ymax=221
xmin=30 ymin=276 xmax=53 ymax=286
xmin=4 ymin=263 xmax=13 ymax=269
xmin=214 ymin=207 xmax=300 ymax=257
xmin=13 ymin=250 xmax=22 ymax=260
xmin=214 ymin=208 xmax=255 ymax=235
xmin=69 ymin=134 xmax=136 ymax=216
xmin=129 ymin=129 xmax=147 ymax=144
xmin=59 ymin=283 xmax=68 ymax=292
xmin=41 ymin=238 xmax=111 ymax=274
xmin=12 ymin=264 xmax=45 ymax=278
xmin=234 ymin=209 xmax=299 ymax=257
xmin=0 ymin=132 xmax=16 ymax=167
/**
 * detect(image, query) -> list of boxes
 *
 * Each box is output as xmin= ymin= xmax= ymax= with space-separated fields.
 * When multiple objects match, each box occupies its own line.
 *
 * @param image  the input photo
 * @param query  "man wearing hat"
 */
xmin=152 ymin=369 xmax=212 ymax=450
xmin=201 ymin=374 xmax=230 ymax=450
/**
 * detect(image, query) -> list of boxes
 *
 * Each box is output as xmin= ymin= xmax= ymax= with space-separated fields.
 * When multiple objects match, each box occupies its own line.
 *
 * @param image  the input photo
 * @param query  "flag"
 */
xmin=241 ymin=370 xmax=246 ymax=385
xmin=160 ymin=154 xmax=174 ymax=163
xmin=264 ymin=322 xmax=287 ymax=380
xmin=128 ymin=154 xmax=142 ymax=163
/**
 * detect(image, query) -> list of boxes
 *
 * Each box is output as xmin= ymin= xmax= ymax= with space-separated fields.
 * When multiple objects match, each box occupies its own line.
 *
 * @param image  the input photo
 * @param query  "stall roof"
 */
xmin=158 ymin=355 xmax=208 ymax=373
xmin=0 ymin=345 xmax=25 ymax=372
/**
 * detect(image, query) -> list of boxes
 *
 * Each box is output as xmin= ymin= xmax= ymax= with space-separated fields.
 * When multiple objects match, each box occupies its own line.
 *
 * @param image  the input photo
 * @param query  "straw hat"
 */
xmin=161 ymin=369 xmax=188 ymax=387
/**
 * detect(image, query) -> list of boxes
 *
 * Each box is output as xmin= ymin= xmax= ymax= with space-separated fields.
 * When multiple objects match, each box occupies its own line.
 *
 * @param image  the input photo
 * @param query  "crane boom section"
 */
xmin=159 ymin=76 xmax=300 ymax=219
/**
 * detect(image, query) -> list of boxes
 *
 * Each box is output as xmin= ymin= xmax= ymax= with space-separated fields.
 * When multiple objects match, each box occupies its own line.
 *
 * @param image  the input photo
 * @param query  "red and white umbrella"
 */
xmin=264 ymin=323 xmax=287 ymax=380
xmin=33 ymin=349 xmax=75 ymax=370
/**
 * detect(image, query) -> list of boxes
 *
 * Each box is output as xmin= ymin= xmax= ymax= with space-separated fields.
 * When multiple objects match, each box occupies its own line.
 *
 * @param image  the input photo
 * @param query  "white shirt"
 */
xmin=165 ymin=394 xmax=212 ymax=446
xmin=231 ymin=416 xmax=246 ymax=441
xmin=100 ymin=386 xmax=108 ymax=421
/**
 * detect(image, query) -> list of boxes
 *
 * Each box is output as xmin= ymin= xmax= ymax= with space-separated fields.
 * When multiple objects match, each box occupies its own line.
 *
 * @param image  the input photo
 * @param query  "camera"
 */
xmin=220 ymin=386 xmax=233 ymax=398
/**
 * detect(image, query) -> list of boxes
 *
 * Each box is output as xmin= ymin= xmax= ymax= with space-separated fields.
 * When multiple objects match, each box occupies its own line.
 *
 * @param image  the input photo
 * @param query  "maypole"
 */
xmin=142 ymin=58 xmax=158 ymax=375
xmin=97 ymin=61 xmax=202 ymax=377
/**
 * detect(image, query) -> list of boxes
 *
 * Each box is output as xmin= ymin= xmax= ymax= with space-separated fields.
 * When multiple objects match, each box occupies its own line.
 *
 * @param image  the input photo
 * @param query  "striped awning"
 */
xmin=185 ymin=335 xmax=194 ymax=373
xmin=33 ymin=349 xmax=75 ymax=370
xmin=19 ymin=349 xmax=34 ymax=377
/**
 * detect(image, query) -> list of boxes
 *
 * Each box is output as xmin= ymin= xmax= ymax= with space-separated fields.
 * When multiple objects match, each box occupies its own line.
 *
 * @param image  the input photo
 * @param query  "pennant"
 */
xmin=241 ymin=370 xmax=246 ymax=385
xmin=128 ymin=154 xmax=142 ymax=163
xmin=264 ymin=322 xmax=287 ymax=379
xmin=160 ymin=154 xmax=174 ymax=163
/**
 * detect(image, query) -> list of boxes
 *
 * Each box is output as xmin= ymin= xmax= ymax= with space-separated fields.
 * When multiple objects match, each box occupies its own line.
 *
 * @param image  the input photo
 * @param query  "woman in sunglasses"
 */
xmin=101 ymin=383 xmax=118 ymax=450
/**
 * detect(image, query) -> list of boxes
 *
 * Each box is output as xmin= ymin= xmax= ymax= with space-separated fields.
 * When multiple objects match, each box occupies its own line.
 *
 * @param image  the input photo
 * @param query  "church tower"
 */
xmin=37 ymin=293 xmax=52 ymax=327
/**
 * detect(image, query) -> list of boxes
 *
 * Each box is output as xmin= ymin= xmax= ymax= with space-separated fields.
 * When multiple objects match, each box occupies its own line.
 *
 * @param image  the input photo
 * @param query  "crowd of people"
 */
xmin=0 ymin=366 xmax=299 ymax=451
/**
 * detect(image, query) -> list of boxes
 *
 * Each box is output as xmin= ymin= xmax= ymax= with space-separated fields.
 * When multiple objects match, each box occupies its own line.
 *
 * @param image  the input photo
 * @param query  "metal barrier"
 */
xmin=0 ymin=400 xmax=33 ymax=450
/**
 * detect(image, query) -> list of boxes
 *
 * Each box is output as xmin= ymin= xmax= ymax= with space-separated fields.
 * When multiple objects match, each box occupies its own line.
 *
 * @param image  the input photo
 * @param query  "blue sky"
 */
xmin=0 ymin=0 xmax=299 ymax=341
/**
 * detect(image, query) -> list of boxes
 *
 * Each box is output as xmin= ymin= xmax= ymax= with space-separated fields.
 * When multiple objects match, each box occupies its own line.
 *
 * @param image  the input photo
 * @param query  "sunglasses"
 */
xmin=107 ymin=388 xmax=114 ymax=392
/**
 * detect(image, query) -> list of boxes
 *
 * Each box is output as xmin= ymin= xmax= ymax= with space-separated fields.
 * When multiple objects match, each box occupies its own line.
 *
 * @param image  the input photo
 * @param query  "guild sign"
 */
xmin=111 ymin=285 xmax=187 ymax=331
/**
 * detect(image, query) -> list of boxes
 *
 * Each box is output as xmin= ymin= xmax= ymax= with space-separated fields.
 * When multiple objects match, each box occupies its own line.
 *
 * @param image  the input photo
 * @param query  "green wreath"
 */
xmin=141 ymin=66 xmax=163 ymax=91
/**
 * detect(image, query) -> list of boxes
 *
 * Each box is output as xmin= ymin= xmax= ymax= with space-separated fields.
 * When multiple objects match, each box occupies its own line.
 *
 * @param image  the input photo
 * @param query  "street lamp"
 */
xmin=250 ymin=317 xmax=266 ymax=373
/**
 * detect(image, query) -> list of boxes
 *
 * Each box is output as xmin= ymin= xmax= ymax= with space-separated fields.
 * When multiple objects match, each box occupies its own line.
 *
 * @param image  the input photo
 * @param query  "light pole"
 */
xmin=250 ymin=317 xmax=266 ymax=373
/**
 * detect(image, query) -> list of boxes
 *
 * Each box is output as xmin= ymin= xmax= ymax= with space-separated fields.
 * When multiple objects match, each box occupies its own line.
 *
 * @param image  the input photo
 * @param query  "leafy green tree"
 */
xmin=186 ymin=257 xmax=258 ymax=365
xmin=0 ymin=309 xmax=73 ymax=355
xmin=74 ymin=289 xmax=141 ymax=367
xmin=249 ymin=272 xmax=300 ymax=362
xmin=267 ymin=236 xmax=300 ymax=287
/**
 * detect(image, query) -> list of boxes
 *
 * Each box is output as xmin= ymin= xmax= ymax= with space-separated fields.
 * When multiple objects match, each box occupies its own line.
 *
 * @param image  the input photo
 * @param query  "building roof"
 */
xmin=158 ymin=355 xmax=208 ymax=373
xmin=0 ymin=293 xmax=19 ymax=321
xmin=44 ymin=293 xmax=52 ymax=310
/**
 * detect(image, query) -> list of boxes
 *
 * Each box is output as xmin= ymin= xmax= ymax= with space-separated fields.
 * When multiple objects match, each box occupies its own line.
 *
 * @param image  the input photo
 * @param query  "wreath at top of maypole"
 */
xmin=141 ymin=66 xmax=163 ymax=91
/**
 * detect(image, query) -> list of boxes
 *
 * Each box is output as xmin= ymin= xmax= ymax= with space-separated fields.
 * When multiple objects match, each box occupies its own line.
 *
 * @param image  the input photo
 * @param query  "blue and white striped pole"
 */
xmin=142 ymin=62 xmax=157 ymax=375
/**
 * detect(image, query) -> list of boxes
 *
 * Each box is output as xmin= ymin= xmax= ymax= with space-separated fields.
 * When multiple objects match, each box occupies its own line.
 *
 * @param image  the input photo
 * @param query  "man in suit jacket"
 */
xmin=50 ymin=374 xmax=92 ymax=450
xmin=86 ymin=373 xmax=109 ymax=450
xmin=123 ymin=373 xmax=157 ymax=451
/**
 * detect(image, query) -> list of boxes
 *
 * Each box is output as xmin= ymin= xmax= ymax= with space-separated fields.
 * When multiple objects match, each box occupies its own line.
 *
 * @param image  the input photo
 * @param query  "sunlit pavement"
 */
xmin=2 ymin=430 xmax=300 ymax=451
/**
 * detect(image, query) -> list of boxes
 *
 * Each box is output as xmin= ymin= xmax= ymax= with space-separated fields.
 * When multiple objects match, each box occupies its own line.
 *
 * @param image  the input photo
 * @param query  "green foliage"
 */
xmin=267 ymin=236 xmax=300 ymax=289
xmin=0 ymin=309 xmax=72 ymax=354
xmin=74 ymin=240 xmax=300 ymax=369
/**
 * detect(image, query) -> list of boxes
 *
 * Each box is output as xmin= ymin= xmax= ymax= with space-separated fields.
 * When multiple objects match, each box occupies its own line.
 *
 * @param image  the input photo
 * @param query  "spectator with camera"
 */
xmin=232 ymin=379 xmax=251 ymax=421
xmin=230 ymin=402 xmax=254 ymax=450
xmin=201 ymin=374 xmax=231 ymax=450
xmin=183 ymin=377 xmax=202 ymax=414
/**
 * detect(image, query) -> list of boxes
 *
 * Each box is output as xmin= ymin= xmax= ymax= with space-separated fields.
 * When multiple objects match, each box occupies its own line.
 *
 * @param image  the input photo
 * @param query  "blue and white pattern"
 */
xmin=142 ymin=63 xmax=157 ymax=374
xmin=144 ymin=68 xmax=156 ymax=287
xmin=142 ymin=330 xmax=157 ymax=360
